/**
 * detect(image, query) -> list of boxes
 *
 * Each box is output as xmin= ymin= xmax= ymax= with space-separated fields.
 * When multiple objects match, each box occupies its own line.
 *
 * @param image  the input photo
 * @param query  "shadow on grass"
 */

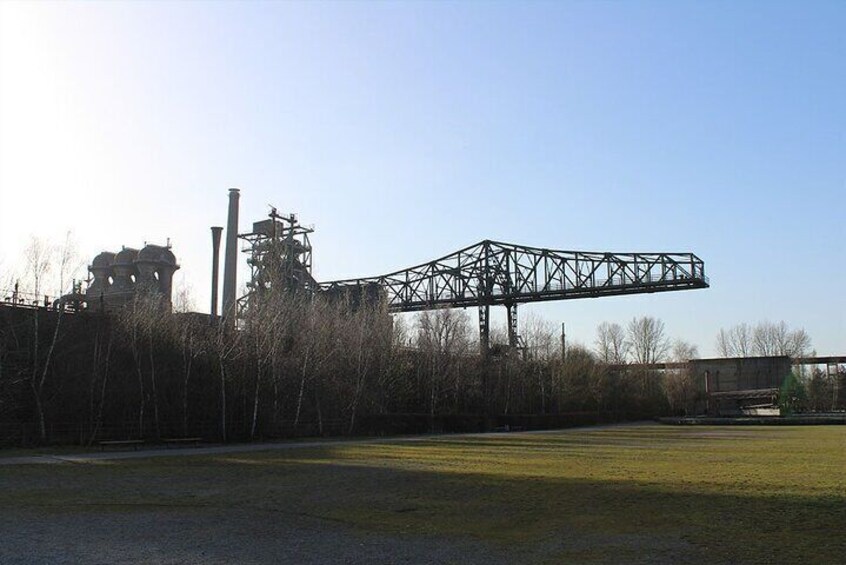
xmin=2 ymin=448 xmax=843 ymax=565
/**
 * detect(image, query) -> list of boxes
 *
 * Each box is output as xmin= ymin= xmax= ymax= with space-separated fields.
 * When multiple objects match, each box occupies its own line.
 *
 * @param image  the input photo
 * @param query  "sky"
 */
xmin=0 ymin=1 xmax=843 ymax=356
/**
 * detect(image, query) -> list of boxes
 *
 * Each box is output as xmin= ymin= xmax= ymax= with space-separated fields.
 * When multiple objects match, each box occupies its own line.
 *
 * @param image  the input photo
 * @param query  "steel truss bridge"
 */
xmin=319 ymin=240 xmax=709 ymax=353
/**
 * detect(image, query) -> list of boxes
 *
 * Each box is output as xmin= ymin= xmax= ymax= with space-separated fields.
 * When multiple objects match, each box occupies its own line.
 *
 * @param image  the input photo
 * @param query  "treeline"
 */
xmin=0 ymin=294 xmax=683 ymax=446
xmin=2 ymin=291 xmax=838 ymax=447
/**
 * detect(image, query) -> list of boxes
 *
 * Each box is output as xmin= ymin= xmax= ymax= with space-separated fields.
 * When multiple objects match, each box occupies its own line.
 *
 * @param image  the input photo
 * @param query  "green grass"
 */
xmin=2 ymin=425 xmax=844 ymax=563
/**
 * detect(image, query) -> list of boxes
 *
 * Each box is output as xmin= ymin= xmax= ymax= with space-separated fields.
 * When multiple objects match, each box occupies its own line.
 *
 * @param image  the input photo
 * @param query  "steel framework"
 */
xmin=320 ymin=240 xmax=708 ymax=352
xmin=239 ymin=209 xmax=318 ymax=307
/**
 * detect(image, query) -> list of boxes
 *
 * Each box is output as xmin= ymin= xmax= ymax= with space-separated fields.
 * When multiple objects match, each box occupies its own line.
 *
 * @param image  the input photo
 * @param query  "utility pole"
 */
xmin=561 ymin=322 xmax=566 ymax=363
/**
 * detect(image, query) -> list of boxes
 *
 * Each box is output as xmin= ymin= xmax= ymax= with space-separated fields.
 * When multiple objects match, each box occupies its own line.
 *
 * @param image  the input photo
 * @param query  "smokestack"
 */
xmin=222 ymin=188 xmax=240 ymax=319
xmin=210 ymin=226 xmax=223 ymax=318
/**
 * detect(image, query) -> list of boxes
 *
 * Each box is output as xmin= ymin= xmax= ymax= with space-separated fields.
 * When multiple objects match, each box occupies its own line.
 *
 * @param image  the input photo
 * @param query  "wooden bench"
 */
xmin=162 ymin=437 xmax=203 ymax=448
xmin=99 ymin=439 xmax=145 ymax=451
xmin=492 ymin=425 xmax=526 ymax=433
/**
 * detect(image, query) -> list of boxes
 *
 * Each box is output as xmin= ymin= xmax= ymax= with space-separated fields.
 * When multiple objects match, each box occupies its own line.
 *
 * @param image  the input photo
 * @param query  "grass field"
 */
xmin=2 ymin=424 xmax=844 ymax=564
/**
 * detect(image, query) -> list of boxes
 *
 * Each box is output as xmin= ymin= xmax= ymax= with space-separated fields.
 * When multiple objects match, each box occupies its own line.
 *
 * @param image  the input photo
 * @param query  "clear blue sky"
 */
xmin=1 ymin=1 xmax=843 ymax=355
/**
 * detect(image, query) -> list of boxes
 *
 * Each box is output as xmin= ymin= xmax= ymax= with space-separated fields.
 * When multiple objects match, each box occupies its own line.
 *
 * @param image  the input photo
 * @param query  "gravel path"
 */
xmin=0 ymin=505 xmax=707 ymax=565
xmin=0 ymin=508 xmax=521 ymax=565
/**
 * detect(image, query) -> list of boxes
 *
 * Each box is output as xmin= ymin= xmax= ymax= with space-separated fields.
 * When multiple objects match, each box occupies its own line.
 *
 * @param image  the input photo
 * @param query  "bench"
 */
xmin=99 ymin=439 xmax=145 ymax=451
xmin=492 ymin=425 xmax=526 ymax=433
xmin=161 ymin=437 xmax=203 ymax=448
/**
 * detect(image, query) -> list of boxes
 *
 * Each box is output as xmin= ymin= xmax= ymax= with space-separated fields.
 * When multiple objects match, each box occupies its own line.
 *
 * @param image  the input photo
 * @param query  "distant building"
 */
xmin=85 ymin=244 xmax=179 ymax=311
xmin=690 ymin=356 xmax=792 ymax=416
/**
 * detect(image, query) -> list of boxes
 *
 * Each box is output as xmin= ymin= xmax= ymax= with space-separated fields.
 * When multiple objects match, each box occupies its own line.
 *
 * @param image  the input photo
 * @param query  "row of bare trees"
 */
xmin=589 ymin=317 xmax=818 ymax=415
xmin=2 ymin=234 xmax=84 ymax=302
xmin=1 ymin=281 xmax=831 ymax=447
xmin=715 ymin=321 xmax=813 ymax=358
xmin=594 ymin=317 xmax=698 ymax=365
xmin=593 ymin=317 xmax=814 ymax=366
xmin=1 ymin=296 xmax=691 ymax=445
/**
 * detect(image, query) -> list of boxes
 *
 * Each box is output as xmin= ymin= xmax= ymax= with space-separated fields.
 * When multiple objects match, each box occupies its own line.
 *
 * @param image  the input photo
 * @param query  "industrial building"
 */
xmin=84 ymin=244 xmax=179 ymax=310
xmin=17 ymin=187 xmax=709 ymax=356
xmin=692 ymin=356 xmax=792 ymax=416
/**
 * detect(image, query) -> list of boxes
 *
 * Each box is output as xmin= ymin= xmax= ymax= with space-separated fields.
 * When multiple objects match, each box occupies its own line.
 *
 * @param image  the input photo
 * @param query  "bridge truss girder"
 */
xmin=319 ymin=239 xmax=709 ymax=352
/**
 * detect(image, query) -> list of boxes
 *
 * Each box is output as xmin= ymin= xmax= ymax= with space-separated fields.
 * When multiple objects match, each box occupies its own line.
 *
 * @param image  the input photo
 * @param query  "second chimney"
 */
xmin=221 ymin=188 xmax=240 ymax=319
xmin=210 ymin=226 xmax=223 ymax=318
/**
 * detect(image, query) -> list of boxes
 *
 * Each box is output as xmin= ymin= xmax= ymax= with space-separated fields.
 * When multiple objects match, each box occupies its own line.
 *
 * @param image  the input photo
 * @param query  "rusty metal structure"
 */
xmin=0 ymin=186 xmax=737 ymax=425
xmin=229 ymin=189 xmax=708 ymax=352
xmin=237 ymin=208 xmax=318 ymax=312
xmin=1 ymin=189 xmax=709 ymax=351
xmin=320 ymin=240 xmax=709 ymax=353
xmin=81 ymin=243 xmax=179 ymax=311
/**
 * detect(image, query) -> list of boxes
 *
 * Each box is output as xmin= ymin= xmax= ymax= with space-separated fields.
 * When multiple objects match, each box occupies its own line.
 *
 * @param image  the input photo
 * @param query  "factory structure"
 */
xmin=217 ymin=189 xmax=321 ymax=319
xmin=46 ymin=187 xmax=710 ymax=353
xmin=3 ymin=187 xmax=844 ymax=418
xmin=85 ymin=244 xmax=180 ymax=310
xmin=44 ymin=243 xmax=180 ymax=311
xmin=210 ymin=188 xmax=710 ymax=356
xmin=695 ymin=356 xmax=792 ymax=416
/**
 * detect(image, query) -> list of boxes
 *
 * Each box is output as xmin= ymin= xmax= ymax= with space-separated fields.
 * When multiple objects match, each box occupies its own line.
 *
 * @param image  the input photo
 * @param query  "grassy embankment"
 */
xmin=2 ymin=425 xmax=844 ymax=563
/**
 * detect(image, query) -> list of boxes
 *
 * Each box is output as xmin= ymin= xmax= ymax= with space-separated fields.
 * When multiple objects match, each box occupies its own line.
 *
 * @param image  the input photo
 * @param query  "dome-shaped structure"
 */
xmin=87 ymin=251 xmax=117 ymax=306
xmin=91 ymin=251 xmax=116 ymax=269
xmin=83 ymin=243 xmax=178 ymax=312
xmin=138 ymin=245 xmax=176 ymax=265
xmin=114 ymin=247 xmax=139 ymax=265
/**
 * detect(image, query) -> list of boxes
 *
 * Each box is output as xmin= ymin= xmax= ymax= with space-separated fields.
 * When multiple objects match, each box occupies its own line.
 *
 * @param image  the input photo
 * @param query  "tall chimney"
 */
xmin=210 ymin=226 xmax=223 ymax=318
xmin=222 ymin=188 xmax=240 ymax=319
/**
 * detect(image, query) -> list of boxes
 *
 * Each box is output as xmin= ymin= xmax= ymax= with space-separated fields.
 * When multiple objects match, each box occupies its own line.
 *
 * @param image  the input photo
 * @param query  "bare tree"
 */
xmin=373 ymin=314 xmax=411 ymax=416
xmin=30 ymin=306 xmax=64 ymax=441
xmin=213 ymin=316 xmax=241 ymax=442
xmin=751 ymin=321 xmax=812 ymax=357
xmin=415 ymin=308 xmax=472 ymax=423
xmin=0 ymin=255 xmax=18 ymax=299
xmin=87 ymin=321 xmax=114 ymax=444
xmin=520 ymin=313 xmax=559 ymax=413
xmin=753 ymin=321 xmax=782 ymax=356
xmin=522 ymin=313 xmax=559 ymax=361
xmin=594 ymin=321 xmax=628 ymax=363
xmin=664 ymin=339 xmax=699 ymax=415
xmin=118 ymin=296 xmax=152 ymax=437
xmin=292 ymin=297 xmax=340 ymax=430
xmin=626 ymin=316 xmax=670 ymax=365
xmin=664 ymin=367 xmax=698 ymax=415
xmin=171 ymin=278 xmax=197 ymax=313
xmin=23 ymin=236 xmax=53 ymax=300
xmin=56 ymin=231 xmax=83 ymax=296
xmin=243 ymin=294 xmax=278 ymax=439
xmin=671 ymin=339 xmax=699 ymax=362
xmin=345 ymin=300 xmax=394 ymax=433
xmin=173 ymin=313 xmax=205 ymax=436
xmin=558 ymin=344 xmax=606 ymax=411
xmin=715 ymin=323 xmax=753 ymax=357
xmin=786 ymin=328 xmax=813 ymax=358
